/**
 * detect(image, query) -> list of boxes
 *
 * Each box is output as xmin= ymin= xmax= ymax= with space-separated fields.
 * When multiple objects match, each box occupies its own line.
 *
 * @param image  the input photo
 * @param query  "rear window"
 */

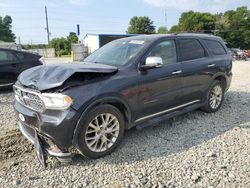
xmin=179 ymin=39 xmax=205 ymax=61
xmin=0 ymin=50 xmax=17 ymax=62
xmin=204 ymin=39 xmax=227 ymax=55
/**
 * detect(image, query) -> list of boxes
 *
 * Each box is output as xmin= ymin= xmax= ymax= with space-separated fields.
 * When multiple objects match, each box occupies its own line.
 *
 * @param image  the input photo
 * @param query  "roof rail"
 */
xmin=174 ymin=32 xmax=215 ymax=36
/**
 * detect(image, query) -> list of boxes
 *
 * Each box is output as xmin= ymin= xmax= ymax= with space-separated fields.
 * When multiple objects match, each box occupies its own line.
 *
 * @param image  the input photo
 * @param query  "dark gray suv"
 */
xmin=13 ymin=33 xmax=232 ymax=166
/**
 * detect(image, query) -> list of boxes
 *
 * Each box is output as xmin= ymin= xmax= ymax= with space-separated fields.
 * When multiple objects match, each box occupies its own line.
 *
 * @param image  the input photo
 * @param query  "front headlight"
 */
xmin=42 ymin=93 xmax=73 ymax=110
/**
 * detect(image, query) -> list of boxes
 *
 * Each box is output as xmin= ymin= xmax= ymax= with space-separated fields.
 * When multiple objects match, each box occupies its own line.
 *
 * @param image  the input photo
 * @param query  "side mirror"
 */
xmin=141 ymin=57 xmax=163 ymax=70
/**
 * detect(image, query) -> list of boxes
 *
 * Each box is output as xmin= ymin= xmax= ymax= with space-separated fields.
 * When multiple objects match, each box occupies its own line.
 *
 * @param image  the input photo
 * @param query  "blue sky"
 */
xmin=0 ymin=0 xmax=249 ymax=44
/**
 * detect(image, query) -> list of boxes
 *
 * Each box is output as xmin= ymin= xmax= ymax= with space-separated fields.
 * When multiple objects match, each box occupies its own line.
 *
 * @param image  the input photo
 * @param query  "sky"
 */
xmin=0 ymin=0 xmax=249 ymax=44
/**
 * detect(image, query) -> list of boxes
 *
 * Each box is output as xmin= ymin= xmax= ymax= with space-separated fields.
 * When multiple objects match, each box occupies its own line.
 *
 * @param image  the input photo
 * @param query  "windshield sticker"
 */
xmin=129 ymin=40 xmax=145 ymax=45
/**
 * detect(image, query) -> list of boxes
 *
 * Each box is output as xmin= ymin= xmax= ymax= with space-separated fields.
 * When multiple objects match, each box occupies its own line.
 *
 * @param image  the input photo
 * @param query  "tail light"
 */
xmin=39 ymin=57 xmax=45 ymax=64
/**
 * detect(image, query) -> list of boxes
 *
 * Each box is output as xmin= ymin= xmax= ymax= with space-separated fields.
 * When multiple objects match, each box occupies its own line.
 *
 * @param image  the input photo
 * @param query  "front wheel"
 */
xmin=201 ymin=80 xmax=224 ymax=113
xmin=76 ymin=104 xmax=125 ymax=158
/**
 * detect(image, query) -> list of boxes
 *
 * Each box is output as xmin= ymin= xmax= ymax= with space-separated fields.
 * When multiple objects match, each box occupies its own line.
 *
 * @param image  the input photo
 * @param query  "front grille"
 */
xmin=13 ymin=85 xmax=45 ymax=113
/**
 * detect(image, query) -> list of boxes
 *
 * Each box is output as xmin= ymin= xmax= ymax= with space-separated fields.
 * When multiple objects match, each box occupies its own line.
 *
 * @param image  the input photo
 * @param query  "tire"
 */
xmin=201 ymin=80 xmax=224 ymax=113
xmin=76 ymin=104 xmax=125 ymax=159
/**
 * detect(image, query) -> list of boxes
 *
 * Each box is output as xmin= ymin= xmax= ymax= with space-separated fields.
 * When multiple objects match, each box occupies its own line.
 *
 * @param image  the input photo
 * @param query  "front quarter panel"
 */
xmin=64 ymin=69 xmax=139 ymax=122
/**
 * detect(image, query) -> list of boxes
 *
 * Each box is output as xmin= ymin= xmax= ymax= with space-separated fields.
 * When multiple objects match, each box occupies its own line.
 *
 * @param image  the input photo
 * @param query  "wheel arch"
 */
xmin=209 ymin=73 xmax=228 ymax=90
xmin=213 ymin=75 xmax=227 ymax=90
xmin=72 ymin=95 xmax=132 ymax=148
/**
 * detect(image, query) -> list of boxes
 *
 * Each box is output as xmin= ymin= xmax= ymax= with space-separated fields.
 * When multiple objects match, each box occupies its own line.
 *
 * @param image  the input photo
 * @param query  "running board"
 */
xmin=136 ymin=103 xmax=203 ymax=130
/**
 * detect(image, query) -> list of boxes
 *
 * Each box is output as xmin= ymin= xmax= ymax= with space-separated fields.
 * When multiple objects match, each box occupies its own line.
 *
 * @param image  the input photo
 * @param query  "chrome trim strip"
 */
xmin=0 ymin=83 xmax=13 ymax=87
xmin=18 ymin=122 xmax=71 ymax=157
xmin=135 ymin=100 xmax=201 ymax=122
xmin=13 ymin=85 xmax=42 ymax=96
xmin=13 ymin=85 xmax=46 ymax=113
xmin=47 ymin=149 xmax=71 ymax=157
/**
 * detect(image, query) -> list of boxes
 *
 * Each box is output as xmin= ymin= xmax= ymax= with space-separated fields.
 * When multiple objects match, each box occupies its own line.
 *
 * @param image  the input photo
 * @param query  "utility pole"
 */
xmin=165 ymin=8 xmax=168 ymax=31
xmin=45 ymin=6 xmax=50 ymax=45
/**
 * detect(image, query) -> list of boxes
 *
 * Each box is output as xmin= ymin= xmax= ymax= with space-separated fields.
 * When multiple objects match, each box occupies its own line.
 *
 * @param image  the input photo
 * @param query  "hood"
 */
xmin=18 ymin=63 xmax=118 ymax=91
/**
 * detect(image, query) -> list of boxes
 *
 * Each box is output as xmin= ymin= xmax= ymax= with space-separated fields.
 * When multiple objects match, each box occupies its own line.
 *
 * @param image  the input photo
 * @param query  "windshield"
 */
xmin=84 ymin=39 xmax=146 ymax=67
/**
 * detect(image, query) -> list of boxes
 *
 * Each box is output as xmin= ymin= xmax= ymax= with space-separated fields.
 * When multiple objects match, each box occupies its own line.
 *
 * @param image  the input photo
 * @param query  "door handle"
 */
xmin=208 ymin=64 xmax=215 ymax=67
xmin=172 ymin=70 xmax=182 ymax=75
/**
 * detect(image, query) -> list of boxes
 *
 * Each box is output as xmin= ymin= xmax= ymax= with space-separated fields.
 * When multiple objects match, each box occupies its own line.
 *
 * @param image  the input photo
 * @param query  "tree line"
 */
xmin=1 ymin=6 xmax=249 ymax=55
xmin=0 ymin=15 xmax=16 ymax=42
xmin=127 ymin=6 xmax=250 ymax=49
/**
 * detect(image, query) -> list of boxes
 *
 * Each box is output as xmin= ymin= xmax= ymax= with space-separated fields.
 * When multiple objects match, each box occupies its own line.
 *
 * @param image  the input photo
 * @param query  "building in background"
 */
xmin=83 ymin=34 xmax=135 ymax=54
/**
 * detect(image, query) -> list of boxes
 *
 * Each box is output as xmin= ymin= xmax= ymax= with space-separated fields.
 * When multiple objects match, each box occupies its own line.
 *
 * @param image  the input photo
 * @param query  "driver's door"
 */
xmin=136 ymin=39 xmax=184 ymax=120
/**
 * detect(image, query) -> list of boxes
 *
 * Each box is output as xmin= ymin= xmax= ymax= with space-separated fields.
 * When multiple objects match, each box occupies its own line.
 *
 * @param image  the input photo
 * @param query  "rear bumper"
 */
xmin=18 ymin=122 xmax=71 ymax=157
xmin=225 ymin=72 xmax=232 ymax=91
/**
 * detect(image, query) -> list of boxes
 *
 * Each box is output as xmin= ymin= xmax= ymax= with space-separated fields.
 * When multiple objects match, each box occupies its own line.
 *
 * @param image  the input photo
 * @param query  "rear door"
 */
xmin=202 ymin=39 xmax=229 ymax=71
xmin=136 ymin=39 xmax=184 ymax=120
xmin=177 ymin=38 xmax=211 ymax=103
xmin=0 ymin=50 xmax=19 ymax=87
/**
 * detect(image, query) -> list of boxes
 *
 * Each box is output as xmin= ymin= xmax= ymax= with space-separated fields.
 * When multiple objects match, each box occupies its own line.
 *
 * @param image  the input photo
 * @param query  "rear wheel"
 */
xmin=201 ymin=80 xmax=224 ymax=113
xmin=77 ymin=104 xmax=125 ymax=158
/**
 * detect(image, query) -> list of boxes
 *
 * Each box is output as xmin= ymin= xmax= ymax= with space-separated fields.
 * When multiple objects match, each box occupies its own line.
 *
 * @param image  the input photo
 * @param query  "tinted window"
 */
xmin=147 ymin=40 xmax=177 ymax=65
xmin=0 ymin=51 xmax=17 ymax=63
xmin=179 ymin=39 xmax=205 ymax=61
xmin=204 ymin=40 xmax=226 ymax=55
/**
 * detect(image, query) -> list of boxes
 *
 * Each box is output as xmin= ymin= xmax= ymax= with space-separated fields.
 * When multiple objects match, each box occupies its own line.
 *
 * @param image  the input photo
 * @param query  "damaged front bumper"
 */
xmin=18 ymin=122 xmax=71 ymax=157
xmin=14 ymin=96 xmax=81 ymax=166
xmin=18 ymin=122 xmax=72 ymax=167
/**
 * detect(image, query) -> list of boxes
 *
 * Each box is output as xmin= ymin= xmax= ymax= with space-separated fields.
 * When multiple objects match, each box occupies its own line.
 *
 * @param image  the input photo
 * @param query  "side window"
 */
xmin=147 ymin=40 xmax=177 ymax=65
xmin=0 ymin=51 xmax=17 ymax=63
xmin=179 ymin=39 xmax=205 ymax=61
xmin=204 ymin=39 xmax=227 ymax=55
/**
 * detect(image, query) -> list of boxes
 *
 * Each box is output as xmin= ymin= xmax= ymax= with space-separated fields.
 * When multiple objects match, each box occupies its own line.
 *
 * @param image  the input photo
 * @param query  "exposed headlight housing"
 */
xmin=42 ymin=93 xmax=73 ymax=110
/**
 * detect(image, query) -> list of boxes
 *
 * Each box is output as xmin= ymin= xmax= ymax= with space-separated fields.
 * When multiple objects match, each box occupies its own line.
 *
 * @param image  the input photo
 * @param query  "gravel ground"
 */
xmin=0 ymin=61 xmax=250 ymax=188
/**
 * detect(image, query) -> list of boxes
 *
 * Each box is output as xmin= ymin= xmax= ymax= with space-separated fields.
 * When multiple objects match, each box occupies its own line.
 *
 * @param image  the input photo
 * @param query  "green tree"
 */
xmin=127 ymin=16 xmax=155 ymax=34
xmin=0 ymin=15 xmax=16 ymax=42
xmin=178 ymin=11 xmax=215 ymax=32
xmin=169 ymin=25 xmax=180 ymax=33
xmin=50 ymin=37 xmax=69 ymax=56
xmin=167 ymin=7 xmax=250 ymax=49
xmin=158 ymin=26 xmax=168 ymax=34
xmin=217 ymin=6 xmax=250 ymax=49
xmin=50 ymin=32 xmax=79 ymax=56
xmin=67 ymin=32 xmax=78 ymax=44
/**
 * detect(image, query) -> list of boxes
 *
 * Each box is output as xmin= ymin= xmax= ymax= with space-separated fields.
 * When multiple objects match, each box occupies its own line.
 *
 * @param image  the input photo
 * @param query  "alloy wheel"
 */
xmin=85 ymin=113 xmax=120 ymax=152
xmin=209 ymin=85 xmax=223 ymax=109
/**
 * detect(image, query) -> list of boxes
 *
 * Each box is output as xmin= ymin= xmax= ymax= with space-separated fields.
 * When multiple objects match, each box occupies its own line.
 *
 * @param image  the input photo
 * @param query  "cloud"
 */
xmin=143 ymin=0 xmax=250 ymax=13
xmin=69 ymin=0 xmax=88 ymax=5
xmin=0 ymin=3 xmax=7 ymax=7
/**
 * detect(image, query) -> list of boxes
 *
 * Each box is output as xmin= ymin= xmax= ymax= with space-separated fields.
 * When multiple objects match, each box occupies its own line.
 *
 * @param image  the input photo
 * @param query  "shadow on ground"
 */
xmin=1 ymin=90 xmax=249 ymax=168
xmin=71 ymin=90 xmax=250 ymax=166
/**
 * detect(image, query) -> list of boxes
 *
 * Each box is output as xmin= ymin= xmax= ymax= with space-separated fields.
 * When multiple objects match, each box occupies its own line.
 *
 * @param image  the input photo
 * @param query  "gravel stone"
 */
xmin=0 ymin=61 xmax=250 ymax=187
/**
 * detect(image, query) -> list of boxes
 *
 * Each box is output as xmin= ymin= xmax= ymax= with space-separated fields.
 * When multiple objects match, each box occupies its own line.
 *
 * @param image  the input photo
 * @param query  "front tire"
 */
xmin=201 ymin=80 xmax=224 ymax=113
xmin=76 ymin=104 xmax=125 ymax=158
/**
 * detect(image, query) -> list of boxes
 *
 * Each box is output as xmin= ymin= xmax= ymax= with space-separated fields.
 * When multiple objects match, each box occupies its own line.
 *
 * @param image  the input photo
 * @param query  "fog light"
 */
xmin=19 ymin=113 xmax=25 ymax=122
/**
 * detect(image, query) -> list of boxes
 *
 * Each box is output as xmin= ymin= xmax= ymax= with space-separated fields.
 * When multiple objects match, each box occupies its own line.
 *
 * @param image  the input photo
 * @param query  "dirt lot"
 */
xmin=0 ymin=61 xmax=250 ymax=187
